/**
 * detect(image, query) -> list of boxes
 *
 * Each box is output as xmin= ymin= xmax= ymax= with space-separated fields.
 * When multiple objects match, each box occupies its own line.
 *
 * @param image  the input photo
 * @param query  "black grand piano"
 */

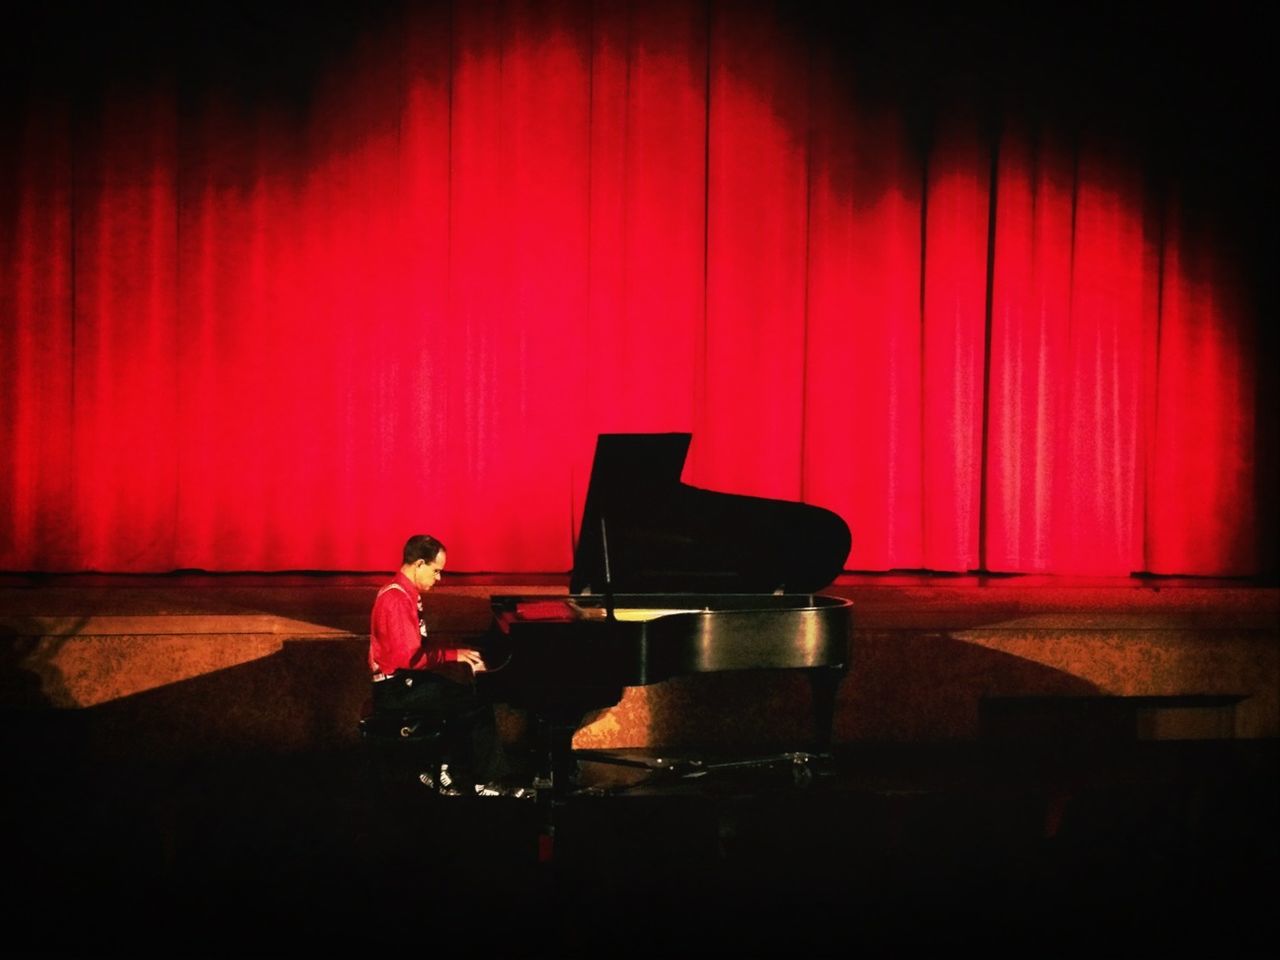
xmin=478 ymin=432 xmax=853 ymax=796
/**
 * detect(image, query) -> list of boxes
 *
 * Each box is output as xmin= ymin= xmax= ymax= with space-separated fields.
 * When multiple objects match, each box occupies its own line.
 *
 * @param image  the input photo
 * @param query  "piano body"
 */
xmin=477 ymin=432 xmax=853 ymax=794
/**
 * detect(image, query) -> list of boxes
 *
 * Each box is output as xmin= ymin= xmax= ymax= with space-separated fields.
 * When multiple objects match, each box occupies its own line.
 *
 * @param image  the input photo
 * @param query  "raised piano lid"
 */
xmin=569 ymin=433 xmax=851 ymax=595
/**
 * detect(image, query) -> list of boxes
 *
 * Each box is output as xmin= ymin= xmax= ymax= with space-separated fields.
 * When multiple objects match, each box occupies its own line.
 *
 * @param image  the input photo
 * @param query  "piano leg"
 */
xmin=539 ymin=717 xmax=579 ymax=795
xmin=518 ymin=688 xmax=625 ymax=799
xmin=808 ymin=667 xmax=843 ymax=754
xmin=528 ymin=706 xmax=595 ymax=798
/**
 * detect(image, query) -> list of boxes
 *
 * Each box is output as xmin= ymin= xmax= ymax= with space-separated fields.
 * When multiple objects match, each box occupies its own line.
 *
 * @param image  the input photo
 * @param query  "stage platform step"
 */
xmin=2 ymin=574 xmax=1276 ymax=746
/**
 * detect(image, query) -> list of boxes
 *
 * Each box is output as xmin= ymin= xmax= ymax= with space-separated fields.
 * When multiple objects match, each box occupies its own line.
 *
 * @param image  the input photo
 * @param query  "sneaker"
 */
xmin=418 ymin=767 xmax=462 ymax=796
xmin=474 ymin=782 xmax=534 ymax=799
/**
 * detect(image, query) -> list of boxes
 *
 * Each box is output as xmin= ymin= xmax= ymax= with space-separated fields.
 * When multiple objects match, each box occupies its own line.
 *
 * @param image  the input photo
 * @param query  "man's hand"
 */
xmin=455 ymin=647 xmax=487 ymax=672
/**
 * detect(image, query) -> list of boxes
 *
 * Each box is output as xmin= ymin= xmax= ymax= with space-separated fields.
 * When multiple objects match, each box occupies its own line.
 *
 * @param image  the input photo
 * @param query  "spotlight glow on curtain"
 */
xmin=0 ymin=0 xmax=1259 ymax=575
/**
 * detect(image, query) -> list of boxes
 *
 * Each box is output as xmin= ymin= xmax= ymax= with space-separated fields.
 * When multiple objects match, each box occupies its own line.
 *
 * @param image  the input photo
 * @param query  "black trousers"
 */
xmin=370 ymin=669 xmax=510 ymax=787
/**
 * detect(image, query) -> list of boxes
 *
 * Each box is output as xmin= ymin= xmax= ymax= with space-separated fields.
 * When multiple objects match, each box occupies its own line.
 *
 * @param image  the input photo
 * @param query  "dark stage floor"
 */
xmin=3 ymin=714 xmax=1276 ymax=955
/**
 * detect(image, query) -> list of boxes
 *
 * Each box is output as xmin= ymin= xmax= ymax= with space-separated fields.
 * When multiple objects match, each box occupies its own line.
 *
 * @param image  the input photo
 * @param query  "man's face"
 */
xmin=414 ymin=551 xmax=446 ymax=592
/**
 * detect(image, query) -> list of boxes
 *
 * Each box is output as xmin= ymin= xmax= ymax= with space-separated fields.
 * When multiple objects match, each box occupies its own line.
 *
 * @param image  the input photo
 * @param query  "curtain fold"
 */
xmin=0 ymin=0 xmax=1262 ymax=576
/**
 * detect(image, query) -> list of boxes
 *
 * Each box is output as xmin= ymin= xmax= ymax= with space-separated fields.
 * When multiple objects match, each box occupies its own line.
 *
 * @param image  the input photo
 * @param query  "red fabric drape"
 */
xmin=0 ymin=0 xmax=1262 ymax=575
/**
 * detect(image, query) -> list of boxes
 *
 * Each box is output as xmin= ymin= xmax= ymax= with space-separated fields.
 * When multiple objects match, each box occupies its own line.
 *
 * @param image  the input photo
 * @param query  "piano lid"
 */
xmin=569 ymin=433 xmax=851 ymax=595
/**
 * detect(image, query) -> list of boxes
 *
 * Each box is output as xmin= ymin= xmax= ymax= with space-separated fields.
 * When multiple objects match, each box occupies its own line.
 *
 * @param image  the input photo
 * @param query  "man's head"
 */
xmin=401 ymin=534 xmax=447 ymax=592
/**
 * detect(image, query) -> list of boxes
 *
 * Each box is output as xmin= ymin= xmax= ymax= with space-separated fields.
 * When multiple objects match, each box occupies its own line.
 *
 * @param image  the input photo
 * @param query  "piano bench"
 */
xmin=358 ymin=705 xmax=452 ymax=794
xmin=358 ymin=711 xmax=445 ymax=740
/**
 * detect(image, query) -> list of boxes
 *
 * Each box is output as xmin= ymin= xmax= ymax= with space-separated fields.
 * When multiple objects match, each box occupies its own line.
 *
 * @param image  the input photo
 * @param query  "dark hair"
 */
xmin=402 ymin=534 xmax=445 ymax=565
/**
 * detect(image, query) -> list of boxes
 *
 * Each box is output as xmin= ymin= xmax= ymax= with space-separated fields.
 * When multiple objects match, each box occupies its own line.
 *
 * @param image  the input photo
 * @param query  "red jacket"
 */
xmin=368 ymin=570 xmax=458 ymax=675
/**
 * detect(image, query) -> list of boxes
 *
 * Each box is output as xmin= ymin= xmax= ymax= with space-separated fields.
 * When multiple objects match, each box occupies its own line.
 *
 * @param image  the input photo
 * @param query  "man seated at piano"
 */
xmin=369 ymin=534 xmax=527 ymax=798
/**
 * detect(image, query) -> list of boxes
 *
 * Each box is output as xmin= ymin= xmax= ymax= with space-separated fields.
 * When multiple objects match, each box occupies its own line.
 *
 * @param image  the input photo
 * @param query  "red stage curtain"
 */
xmin=0 ymin=0 xmax=1261 ymax=575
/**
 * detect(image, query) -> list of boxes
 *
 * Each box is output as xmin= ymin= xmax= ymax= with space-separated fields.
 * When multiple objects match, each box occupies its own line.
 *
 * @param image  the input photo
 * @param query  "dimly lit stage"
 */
xmin=2 ymin=574 xmax=1276 ymax=953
